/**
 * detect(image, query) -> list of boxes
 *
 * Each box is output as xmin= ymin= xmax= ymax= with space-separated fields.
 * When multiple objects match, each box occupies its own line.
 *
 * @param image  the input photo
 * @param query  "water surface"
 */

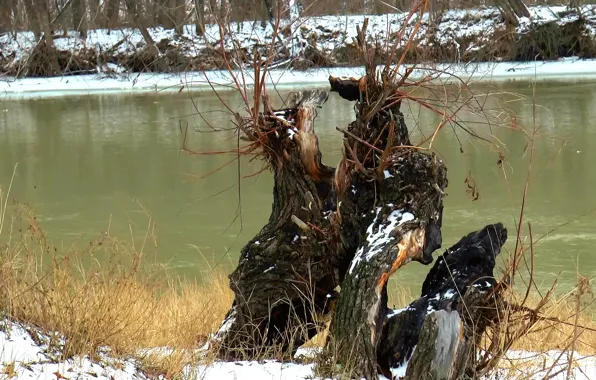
xmin=1 ymin=81 xmax=595 ymax=294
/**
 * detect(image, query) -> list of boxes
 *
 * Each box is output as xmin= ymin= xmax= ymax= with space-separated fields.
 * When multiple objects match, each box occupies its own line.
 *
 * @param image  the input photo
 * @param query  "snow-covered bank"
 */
xmin=1 ymin=57 xmax=596 ymax=99
xmin=1 ymin=4 xmax=596 ymax=80
xmin=0 ymin=319 xmax=147 ymax=380
xmin=2 ymin=317 xmax=596 ymax=380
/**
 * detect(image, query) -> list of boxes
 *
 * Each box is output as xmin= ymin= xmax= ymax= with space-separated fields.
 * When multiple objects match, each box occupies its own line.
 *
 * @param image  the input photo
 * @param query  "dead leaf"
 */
xmin=53 ymin=371 xmax=68 ymax=379
xmin=464 ymin=172 xmax=479 ymax=201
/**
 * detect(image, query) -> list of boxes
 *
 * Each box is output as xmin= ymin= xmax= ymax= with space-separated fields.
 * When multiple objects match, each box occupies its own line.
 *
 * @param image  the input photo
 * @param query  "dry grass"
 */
xmin=0 ymin=178 xmax=233 ymax=376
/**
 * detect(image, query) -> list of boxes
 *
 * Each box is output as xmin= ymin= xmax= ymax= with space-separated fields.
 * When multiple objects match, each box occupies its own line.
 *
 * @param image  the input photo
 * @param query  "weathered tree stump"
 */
xmin=377 ymin=223 xmax=507 ymax=379
xmin=210 ymin=35 xmax=506 ymax=380
xmin=212 ymin=90 xmax=345 ymax=359
xmin=328 ymin=150 xmax=448 ymax=379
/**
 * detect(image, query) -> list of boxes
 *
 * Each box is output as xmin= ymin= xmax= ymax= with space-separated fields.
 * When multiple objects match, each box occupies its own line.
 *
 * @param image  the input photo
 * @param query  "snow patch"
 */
xmin=348 ymin=208 xmax=415 ymax=274
xmin=443 ymin=289 xmax=456 ymax=299
xmin=214 ymin=308 xmax=237 ymax=340
xmin=264 ymin=266 xmax=275 ymax=273
xmin=0 ymin=319 xmax=147 ymax=379
xmin=391 ymin=358 xmax=410 ymax=379
xmin=0 ymin=58 xmax=568 ymax=96
xmin=2 ymin=317 xmax=596 ymax=379
xmin=2 ymin=6 xmax=596 ymax=98
xmin=287 ymin=128 xmax=297 ymax=140
xmin=387 ymin=307 xmax=409 ymax=318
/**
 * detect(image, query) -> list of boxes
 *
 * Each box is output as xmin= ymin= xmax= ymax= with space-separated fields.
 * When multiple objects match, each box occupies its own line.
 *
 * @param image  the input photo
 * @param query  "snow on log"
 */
xmin=328 ymin=150 xmax=448 ymax=380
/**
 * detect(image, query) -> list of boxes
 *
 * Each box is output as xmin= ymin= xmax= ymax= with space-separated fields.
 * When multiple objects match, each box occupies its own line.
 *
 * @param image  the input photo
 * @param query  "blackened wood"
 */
xmin=329 ymin=75 xmax=362 ymax=101
xmin=377 ymin=223 xmax=508 ymax=379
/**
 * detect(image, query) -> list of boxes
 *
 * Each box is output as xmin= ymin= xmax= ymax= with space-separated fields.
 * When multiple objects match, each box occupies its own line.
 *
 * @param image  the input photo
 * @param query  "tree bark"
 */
xmin=508 ymin=0 xmax=530 ymax=18
xmin=72 ymin=0 xmax=88 ymax=38
xmin=174 ymin=0 xmax=186 ymax=34
xmin=0 ymin=0 xmax=15 ymax=33
xmin=106 ymin=0 xmax=120 ymax=30
xmin=124 ymin=0 xmax=159 ymax=55
xmin=495 ymin=0 xmax=530 ymax=25
xmin=263 ymin=0 xmax=275 ymax=22
xmin=209 ymin=18 xmax=507 ymax=380
xmin=220 ymin=0 xmax=227 ymax=21
xmin=155 ymin=0 xmax=175 ymax=28
xmin=37 ymin=1 xmax=51 ymax=42
xmin=37 ymin=0 xmax=60 ymax=75
xmin=376 ymin=223 xmax=507 ymax=378
xmin=326 ymin=72 xmax=448 ymax=378
xmin=88 ymin=0 xmax=103 ymax=28
xmin=24 ymin=0 xmax=42 ymax=40
xmin=401 ymin=310 xmax=469 ymax=380
xmin=195 ymin=0 xmax=205 ymax=35
xmin=212 ymin=90 xmax=341 ymax=359
xmin=208 ymin=0 xmax=217 ymax=21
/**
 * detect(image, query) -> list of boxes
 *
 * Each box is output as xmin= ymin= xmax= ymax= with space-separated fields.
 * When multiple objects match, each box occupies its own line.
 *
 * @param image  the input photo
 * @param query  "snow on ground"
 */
xmin=3 ymin=317 xmax=596 ymax=379
xmin=1 ymin=57 xmax=596 ymax=99
xmin=1 ymin=5 xmax=594 ymax=64
xmin=1 ymin=4 xmax=596 ymax=95
xmin=0 ymin=319 xmax=147 ymax=379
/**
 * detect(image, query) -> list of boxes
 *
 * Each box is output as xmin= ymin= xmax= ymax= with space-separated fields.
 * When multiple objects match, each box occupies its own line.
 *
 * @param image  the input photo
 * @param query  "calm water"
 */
xmin=1 ymin=81 xmax=596 ymax=293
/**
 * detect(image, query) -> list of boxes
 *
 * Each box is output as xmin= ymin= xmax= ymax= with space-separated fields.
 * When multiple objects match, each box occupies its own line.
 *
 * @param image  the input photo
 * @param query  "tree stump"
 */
xmin=328 ymin=150 xmax=447 ymax=379
xmin=212 ymin=90 xmax=344 ymax=359
xmin=376 ymin=223 xmax=507 ymax=379
xmin=209 ymin=63 xmax=506 ymax=380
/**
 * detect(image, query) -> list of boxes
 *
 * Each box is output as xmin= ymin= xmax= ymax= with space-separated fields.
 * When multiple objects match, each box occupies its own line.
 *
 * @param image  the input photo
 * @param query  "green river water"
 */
xmin=1 ymin=80 xmax=595 ymax=293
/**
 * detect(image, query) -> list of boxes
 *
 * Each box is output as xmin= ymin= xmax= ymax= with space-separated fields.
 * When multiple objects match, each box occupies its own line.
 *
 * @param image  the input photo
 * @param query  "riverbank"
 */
xmin=1 ymin=4 xmax=596 ymax=81
xmin=3 ymin=317 xmax=596 ymax=379
xmin=2 ymin=57 xmax=596 ymax=99
xmin=1 ymin=196 xmax=596 ymax=379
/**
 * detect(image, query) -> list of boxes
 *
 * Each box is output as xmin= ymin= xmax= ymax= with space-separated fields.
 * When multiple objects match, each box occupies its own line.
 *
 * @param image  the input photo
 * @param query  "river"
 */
xmin=1 ymin=80 xmax=595 ymax=294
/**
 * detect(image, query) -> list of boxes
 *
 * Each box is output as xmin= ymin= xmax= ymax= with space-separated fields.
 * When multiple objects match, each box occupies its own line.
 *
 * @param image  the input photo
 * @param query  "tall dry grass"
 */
xmin=0 ymin=174 xmax=234 ymax=376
